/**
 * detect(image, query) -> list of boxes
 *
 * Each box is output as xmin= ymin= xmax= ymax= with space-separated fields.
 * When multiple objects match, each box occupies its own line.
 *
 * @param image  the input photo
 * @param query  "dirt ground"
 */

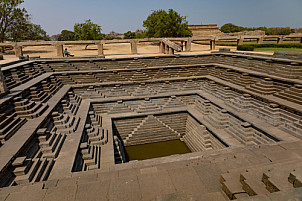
xmin=0 ymin=42 xmax=271 ymax=64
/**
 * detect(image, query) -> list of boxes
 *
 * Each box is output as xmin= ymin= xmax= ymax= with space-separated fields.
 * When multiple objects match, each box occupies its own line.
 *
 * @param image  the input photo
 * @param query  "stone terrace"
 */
xmin=0 ymin=52 xmax=301 ymax=200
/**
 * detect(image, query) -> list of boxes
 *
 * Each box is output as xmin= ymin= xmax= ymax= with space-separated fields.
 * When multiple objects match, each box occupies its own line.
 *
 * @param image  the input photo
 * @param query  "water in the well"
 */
xmin=125 ymin=140 xmax=191 ymax=161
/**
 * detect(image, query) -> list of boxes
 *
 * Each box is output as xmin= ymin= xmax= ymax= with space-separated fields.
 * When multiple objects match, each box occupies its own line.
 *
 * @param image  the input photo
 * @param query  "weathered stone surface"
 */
xmin=0 ymin=52 xmax=302 ymax=200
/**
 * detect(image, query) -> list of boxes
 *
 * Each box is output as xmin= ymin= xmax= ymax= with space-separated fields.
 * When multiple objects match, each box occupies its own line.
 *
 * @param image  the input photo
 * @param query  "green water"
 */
xmin=125 ymin=140 xmax=191 ymax=161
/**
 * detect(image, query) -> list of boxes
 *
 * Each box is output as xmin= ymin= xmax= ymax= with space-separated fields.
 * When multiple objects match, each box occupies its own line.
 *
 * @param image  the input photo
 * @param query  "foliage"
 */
xmin=23 ymin=24 xmax=49 ymax=40
xmin=123 ymin=31 xmax=147 ymax=39
xmin=0 ymin=0 xmax=50 ymax=42
xmin=103 ymin=35 xmax=121 ymax=40
xmin=143 ymin=9 xmax=192 ymax=38
xmin=237 ymin=45 xmax=255 ymax=51
xmin=124 ymin=31 xmax=136 ymax=39
xmin=220 ymin=23 xmax=245 ymax=33
xmin=254 ymin=48 xmax=302 ymax=53
xmin=74 ymin=19 xmax=103 ymax=40
xmin=135 ymin=32 xmax=147 ymax=39
xmin=220 ymin=23 xmax=293 ymax=35
xmin=0 ymin=55 xmax=3 ymax=60
xmin=58 ymin=30 xmax=75 ymax=41
xmin=9 ymin=22 xmax=49 ymax=41
xmin=237 ymin=43 xmax=302 ymax=51
xmin=266 ymin=27 xmax=292 ymax=35
xmin=0 ymin=0 xmax=29 ymax=42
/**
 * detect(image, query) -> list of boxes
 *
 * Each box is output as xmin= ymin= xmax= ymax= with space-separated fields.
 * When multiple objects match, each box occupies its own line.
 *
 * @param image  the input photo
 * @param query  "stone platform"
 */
xmin=0 ymin=52 xmax=302 ymax=200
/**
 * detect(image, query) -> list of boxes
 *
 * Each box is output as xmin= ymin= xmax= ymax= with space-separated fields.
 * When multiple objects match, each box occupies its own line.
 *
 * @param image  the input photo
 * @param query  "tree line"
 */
xmin=1 ymin=0 xmax=299 ymax=44
xmin=220 ymin=23 xmax=294 ymax=35
xmin=0 ymin=1 xmax=192 ymax=42
xmin=56 ymin=9 xmax=192 ymax=41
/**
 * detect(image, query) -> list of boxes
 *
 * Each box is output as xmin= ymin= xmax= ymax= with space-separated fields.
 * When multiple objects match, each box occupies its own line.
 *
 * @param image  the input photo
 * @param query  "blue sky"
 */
xmin=22 ymin=0 xmax=302 ymax=36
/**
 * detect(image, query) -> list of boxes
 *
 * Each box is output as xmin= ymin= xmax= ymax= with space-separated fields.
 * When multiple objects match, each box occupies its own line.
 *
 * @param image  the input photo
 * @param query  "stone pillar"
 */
xmin=165 ymin=44 xmax=169 ymax=54
xmin=56 ymin=44 xmax=64 ymax=57
xmin=169 ymin=47 xmax=174 ymax=55
xmin=97 ymin=42 xmax=104 ymax=56
xmin=210 ymin=40 xmax=216 ymax=50
xmin=257 ymin=37 xmax=264 ymax=44
xmin=0 ymin=69 xmax=8 ymax=93
xmin=185 ymin=38 xmax=192 ymax=52
xmin=237 ymin=37 xmax=244 ymax=46
xmin=159 ymin=42 xmax=165 ymax=54
xmin=130 ymin=40 xmax=138 ymax=54
xmin=15 ymin=46 xmax=23 ymax=58
xmin=277 ymin=37 xmax=283 ymax=44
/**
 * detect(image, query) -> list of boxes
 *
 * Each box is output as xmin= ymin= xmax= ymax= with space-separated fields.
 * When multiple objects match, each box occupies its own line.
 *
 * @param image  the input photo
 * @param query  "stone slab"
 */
xmin=108 ymin=175 xmax=141 ymax=201
xmin=76 ymin=180 xmax=110 ymax=201
xmin=138 ymin=170 xmax=176 ymax=201
xmin=44 ymin=185 xmax=77 ymax=201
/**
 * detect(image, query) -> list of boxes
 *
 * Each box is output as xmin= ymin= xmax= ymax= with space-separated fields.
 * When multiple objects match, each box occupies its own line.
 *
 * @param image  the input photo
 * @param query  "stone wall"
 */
xmin=188 ymin=24 xmax=222 ymax=37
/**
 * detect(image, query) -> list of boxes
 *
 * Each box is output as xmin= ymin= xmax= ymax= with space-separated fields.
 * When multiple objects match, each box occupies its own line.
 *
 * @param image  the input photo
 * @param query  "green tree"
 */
xmin=74 ymin=19 xmax=103 ymax=40
xmin=220 ymin=23 xmax=245 ymax=33
xmin=256 ymin=26 xmax=268 ymax=33
xmin=0 ymin=0 xmax=29 ymax=42
xmin=135 ymin=32 xmax=147 ymax=39
xmin=124 ymin=31 xmax=136 ymax=39
xmin=266 ymin=27 xmax=292 ymax=35
xmin=58 ymin=30 xmax=75 ymax=41
xmin=23 ymin=24 xmax=49 ymax=40
xmin=143 ymin=9 xmax=192 ymax=38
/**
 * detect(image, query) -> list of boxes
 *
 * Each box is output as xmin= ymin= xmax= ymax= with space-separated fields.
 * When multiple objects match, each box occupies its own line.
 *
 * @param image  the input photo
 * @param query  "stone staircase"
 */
xmin=274 ymin=84 xmax=302 ymax=105
xmin=52 ymin=112 xmax=80 ymax=135
xmin=12 ymin=156 xmax=54 ymax=185
xmin=37 ymin=128 xmax=66 ymax=159
xmin=221 ymin=159 xmax=302 ymax=200
xmin=0 ymin=113 xmax=26 ymax=143
xmin=113 ymin=136 xmax=126 ymax=164
xmin=124 ymin=115 xmax=179 ymax=146
xmin=13 ymin=96 xmax=48 ymax=119
xmin=80 ymin=143 xmax=101 ymax=171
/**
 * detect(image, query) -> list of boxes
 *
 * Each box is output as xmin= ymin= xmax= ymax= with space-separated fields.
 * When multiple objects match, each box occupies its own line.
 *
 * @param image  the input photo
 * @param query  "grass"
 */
xmin=125 ymin=140 xmax=191 ymax=161
xmin=254 ymin=48 xmax=302 ymax=53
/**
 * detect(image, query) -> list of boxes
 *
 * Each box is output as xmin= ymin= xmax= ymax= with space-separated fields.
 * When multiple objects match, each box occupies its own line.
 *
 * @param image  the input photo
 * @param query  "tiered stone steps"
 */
xmin=69 ymin=74 xmax=100 ymax=84
xmin=271 ymin=62 xmax=302 ymax=79
xmin=48 ymin=62 xmax=78 ymax=72
xmin=205 ymin=107 xmax=229 ymax=129
xmin=12 ymin=157 xmax=54 ymax=185
xmin=37 ymin=129 xmax=66 ymax=159
xmin=93 ymin=60 xmax=121 ymax=70
xmin=155 ymin=112 xmax=187 ymax=136
xmin=113 ymin=136 xmax=126 ymax=164
xmin=13 ymin=97 xmax=48 ymax=119
xmin=80 ymin=143 xmax=101 ymax=170
xmin=113 ymin=117 xmax=145 ymax=141
xmin=85 ymin=124 xmax=108 ymax=146
xmin=23 ymin=64 xmax=42 ymax=78
xmin=29 ymin=86 xmax=50 ymax=103
xmin=124 ymin=115 xmax=179 ymax=146
xmin=274 ymin=84 xmax=302 ymax=105
xmin=245 ymin=78 xmax=281 ymax=95
xmin=136 ymin=98 xmax=162 ymax=113
xmin=0 ymin=113 xmax=26 ymax=143
xmin=55 ymin=74 xmax=75 ymax=85
xmin=52 ymin=112 xmax=80 ymax=134
xmin=221 ymin=158 xmax=302 ymax=200
xmin=71 ymin=62 xmax=101 ymax=71
xmin=118 ymin=58 xmax=147 ymax=69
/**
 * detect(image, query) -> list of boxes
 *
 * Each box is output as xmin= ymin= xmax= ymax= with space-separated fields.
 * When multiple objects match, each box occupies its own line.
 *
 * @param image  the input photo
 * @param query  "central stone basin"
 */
xmin=125 ymin=139 xmax=191 ymax=161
